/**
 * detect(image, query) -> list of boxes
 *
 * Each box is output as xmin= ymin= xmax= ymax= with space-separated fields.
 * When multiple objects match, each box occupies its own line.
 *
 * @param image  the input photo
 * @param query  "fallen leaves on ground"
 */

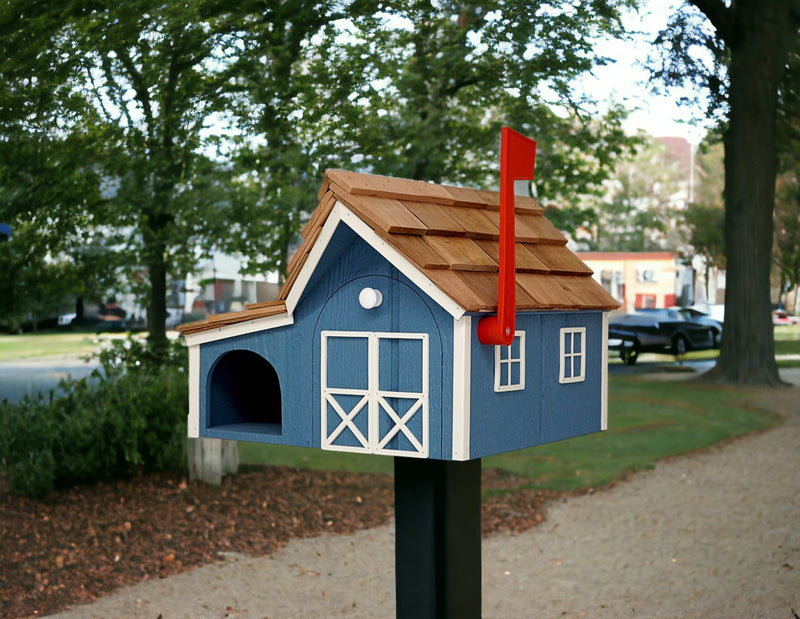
xmin=0 ymin=467 xmax=560 ymax=618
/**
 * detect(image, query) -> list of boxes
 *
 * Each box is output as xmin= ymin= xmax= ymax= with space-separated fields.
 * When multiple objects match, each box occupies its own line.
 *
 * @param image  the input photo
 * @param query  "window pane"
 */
xmin=510 ymin=362 xmax=520 ymax=386
xmin=379 ymin=336 xmax=423 ymax=393
xmin=325 ymin=336 xmax=369 ymax=389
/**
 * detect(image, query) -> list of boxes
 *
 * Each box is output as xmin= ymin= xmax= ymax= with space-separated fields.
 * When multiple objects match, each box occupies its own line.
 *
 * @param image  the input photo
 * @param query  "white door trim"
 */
xmin=321 ymin=330 xmax=429 ymax=458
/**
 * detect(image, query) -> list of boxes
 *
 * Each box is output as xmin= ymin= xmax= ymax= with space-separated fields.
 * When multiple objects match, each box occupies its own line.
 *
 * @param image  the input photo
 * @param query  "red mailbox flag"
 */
xmin=477 ymin=127 xmax=537 ymax=346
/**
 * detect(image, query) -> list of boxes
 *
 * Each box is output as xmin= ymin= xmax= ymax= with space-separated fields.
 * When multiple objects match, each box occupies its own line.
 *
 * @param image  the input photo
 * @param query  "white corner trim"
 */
xmin=451 ymin=315 xmax=472 ymax=460
xmin=601 ymin=312 xmax=609 ymax=431
xmin=337 ymin=203 xmax=466 ymax=320
xmin=181 ymin=313 xmax=294 ymax=347
xmin=188 ymin=344 xmax=200 ymax=438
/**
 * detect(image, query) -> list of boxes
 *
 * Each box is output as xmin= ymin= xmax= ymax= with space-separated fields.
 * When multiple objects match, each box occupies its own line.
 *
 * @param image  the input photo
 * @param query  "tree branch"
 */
xmin=85 ymin=64 xmax=116 ymax=124
xmin=116 ymin=47 xmax=154 ymax=131
xmin=98 ymin=54 xmax=136 ymax=129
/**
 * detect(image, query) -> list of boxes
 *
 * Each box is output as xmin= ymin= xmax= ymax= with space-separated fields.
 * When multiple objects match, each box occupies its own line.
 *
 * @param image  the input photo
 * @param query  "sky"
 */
xmin=581 ymin=0 xmax=712 ymax=145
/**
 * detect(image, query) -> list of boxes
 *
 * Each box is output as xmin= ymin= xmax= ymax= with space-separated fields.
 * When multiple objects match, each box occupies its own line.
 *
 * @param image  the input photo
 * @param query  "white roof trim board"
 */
xmin=181 ymin=313 xmax=294 ymax=347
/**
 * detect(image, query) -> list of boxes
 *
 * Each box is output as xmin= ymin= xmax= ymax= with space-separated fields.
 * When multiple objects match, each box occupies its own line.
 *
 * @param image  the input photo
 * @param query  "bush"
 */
xmin=0 ymin=338 xmax=188 ymax=496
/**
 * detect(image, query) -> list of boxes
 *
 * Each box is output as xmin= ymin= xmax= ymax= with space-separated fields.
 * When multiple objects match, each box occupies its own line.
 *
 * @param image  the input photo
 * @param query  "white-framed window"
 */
xmin=559 ymin=327 xmax=586 ymax=384
xmin=494 ymin=331 xmax=525 ymax=392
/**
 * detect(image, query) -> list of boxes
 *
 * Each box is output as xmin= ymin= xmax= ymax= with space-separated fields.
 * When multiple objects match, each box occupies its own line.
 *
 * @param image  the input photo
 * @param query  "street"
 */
xmin=0 ymin=355 xmax=98 ymax=404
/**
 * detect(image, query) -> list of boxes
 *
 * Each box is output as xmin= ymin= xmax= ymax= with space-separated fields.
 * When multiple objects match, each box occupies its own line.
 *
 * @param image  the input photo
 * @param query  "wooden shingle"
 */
xmin=530 ymin=244 xmax=593 ymax=275
xmin=300 ymin=191 xmax=336 ymax=239
xmin=442 ymin=184 xmax=498 ymax=209
xmin=439 ymin=205 xmax=499 ymax=239
xmin=388 ymin=235 xmax=451 ymax=270
xmin=472 ymin=240 xmax=551 ymax=274
xmin=423 ymin=236 xmax=497 ymax=272
xmin=402 ymin=201 xmax=468 ymax=236
xmin=339 ymin=194 xmax=429 ymax=235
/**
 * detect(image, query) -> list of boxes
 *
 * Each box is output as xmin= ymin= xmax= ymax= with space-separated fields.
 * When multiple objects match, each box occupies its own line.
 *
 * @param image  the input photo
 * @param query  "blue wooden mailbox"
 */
xmin=178 ymin=168 xmax=618 ymax=461
xmin=179 ymin=130 xmax=619 ymax=618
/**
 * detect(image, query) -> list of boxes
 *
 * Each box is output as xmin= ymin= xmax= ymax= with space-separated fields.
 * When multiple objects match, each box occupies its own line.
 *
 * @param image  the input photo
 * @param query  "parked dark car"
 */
xmin=639 ymin=307 xmax=723 ymax=347
xmin=608 ymin=310 xmax=719 ymax=365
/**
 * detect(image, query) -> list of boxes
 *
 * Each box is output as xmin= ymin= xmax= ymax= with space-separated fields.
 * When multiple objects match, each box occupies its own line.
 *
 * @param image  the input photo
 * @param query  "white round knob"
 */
xmin=358 ymin=287 xmax=383 ymax=309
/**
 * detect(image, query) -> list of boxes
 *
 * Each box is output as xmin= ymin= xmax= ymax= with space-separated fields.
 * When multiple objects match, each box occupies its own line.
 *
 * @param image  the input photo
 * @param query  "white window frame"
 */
xmin=559 ymin=327 xmax=586 ymax=384
xmin=494 ymin=331 xmax=525 ymax=392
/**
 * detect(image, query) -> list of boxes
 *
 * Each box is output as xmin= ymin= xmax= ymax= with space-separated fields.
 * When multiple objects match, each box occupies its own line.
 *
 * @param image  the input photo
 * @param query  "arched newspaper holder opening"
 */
xmin=209 ymin=350 xmax=282 ymax=436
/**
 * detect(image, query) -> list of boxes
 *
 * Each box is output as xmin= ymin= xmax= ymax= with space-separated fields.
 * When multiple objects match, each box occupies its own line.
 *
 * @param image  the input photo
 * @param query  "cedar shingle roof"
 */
xmin=178 ymin=170 xmax=618 ymax=336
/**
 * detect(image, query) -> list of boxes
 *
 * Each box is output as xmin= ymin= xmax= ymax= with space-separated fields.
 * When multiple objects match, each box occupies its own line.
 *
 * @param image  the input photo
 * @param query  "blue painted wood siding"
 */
xmin=468 ymin=311 xmax=605 ymax=459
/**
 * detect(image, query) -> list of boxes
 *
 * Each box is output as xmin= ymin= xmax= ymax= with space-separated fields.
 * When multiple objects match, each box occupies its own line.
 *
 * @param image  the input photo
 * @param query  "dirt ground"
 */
xmin=4 ymin=371 xmax=800 ymax=618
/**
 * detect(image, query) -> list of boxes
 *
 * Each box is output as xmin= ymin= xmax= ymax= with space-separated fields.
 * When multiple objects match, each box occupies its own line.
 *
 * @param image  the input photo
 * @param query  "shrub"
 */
xmin=0 ymin=338 xmax=188 ymax=496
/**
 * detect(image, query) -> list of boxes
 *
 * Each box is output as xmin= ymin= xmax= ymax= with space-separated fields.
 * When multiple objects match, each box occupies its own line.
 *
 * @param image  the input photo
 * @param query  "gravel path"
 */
xmin=52 ymin=372 xmax=800 ymax=619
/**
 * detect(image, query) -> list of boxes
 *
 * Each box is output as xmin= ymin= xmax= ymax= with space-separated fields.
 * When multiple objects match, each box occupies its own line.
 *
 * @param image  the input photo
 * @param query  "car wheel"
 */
xmin=620 ymin=342 xmax=640 ymax=366
xmin=623 ymin=349 xmax=639 ymax=366
xmin=672 ymin=334 xmax=687 ymax=356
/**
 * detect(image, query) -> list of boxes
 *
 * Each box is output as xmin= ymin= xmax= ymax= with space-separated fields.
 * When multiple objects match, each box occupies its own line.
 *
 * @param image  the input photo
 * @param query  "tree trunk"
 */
xmin=145 ymin=235 xmax=169 ymax=359
xmin=707 ymin=4 xmax=789 ymax=386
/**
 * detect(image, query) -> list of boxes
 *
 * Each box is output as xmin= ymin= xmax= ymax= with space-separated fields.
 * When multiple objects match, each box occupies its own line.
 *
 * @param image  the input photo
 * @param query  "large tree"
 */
xmin=655 ymin=1 xmax=800 ymax=385
xmin=338 ymin=1 xmax=638 ymax=197
xmin=2 ymin=0 xmax=639 ymax=344
xmin=217 ymin=0 xmax=381 ymax=278
xmin=1 ymin=1 xmax=239 ymax=352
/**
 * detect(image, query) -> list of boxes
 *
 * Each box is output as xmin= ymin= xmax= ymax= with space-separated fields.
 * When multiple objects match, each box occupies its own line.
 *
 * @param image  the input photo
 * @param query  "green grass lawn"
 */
xmin=774 ymin=322 xmax=800 ymax=342
xmin=0 ymin=329 xmax=104 ymax=361
xmin=482 ymin=377 xmax=779 ymax=494
xmin=239 ymin=375 xmax=781 ymax=493
xmin=0 ymin=329 xmax=155 ymax=362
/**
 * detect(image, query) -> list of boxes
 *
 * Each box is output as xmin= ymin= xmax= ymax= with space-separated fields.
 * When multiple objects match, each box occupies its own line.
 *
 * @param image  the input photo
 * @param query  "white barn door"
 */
xmin=321 ymin=331 xmax=429 ymax=458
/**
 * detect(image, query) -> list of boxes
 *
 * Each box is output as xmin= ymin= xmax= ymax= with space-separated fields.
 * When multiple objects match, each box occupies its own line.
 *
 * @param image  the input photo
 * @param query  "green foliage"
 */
xmin=0 ymin=339 xmax=188 ymax=496
xmin=341 ymin=1 xmax=638 ymax=198
xmin=685 ymin=203 xmax=725 ymax=266
xmin=683 ymin=138 xmax=725 ymax=272
xmin=650 ymin=3 xmax=728 ymax=124
xmin=0 ymin=219 xmax=112 ymax=332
